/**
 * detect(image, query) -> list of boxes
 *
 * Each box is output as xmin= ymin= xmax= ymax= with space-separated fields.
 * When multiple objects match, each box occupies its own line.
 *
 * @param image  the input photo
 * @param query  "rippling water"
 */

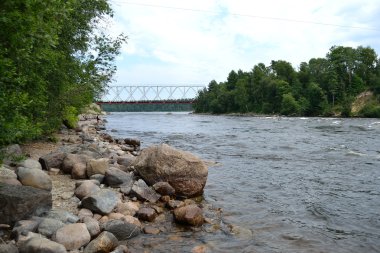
xmin=105 ymin=112 xmax=380 ymax=253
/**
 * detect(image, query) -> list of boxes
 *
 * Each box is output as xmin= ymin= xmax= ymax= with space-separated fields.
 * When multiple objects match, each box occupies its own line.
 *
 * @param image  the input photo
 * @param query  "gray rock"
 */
xmin=37 ymin=218 xmax=65 ymax=238
xmin=1 ymin=144 xmax=22 ymax=165
xmin=117 ymin=154 xmax=136 ymax=167
xmin=83 ymin=231 xmax=119 ymax=253
xmin=0 ymin=184 xmax=52 ymax=225
xmin=104 ymin=167 xmax=133 ymax=188
xmin=11 ymin=219 xmax=40 ymax=241
xmin=18 ymin=159 xmax=42 ymax=170
xmin=103 ymin=219 xmax=140 ymax=240
xmin=74 ymin=180 xmax=100 ymax=200
xmin=0 ymin=243 xmax=18 ymax=253
xmin=81 ymin=189 xmax=119 ymax=215
xmin=17 ymin=167 xmax=52 ymax=191
xmin=53 ymin=223 xmax=91 ymax=251
xmin=45 ymin=209 xmax=79 ymax=224
xmin=90 ymin=174 xmax=105 ymax=184
xmin=153 ymin=181 xmax=176 ymax=196
xmin=82 ymin=216 xmax=100 ymax=238
xmin=86 ymin=158 xmax=109 ymax=177
xmin=130 ymin=179 xmax=160 ymax=203
xmin=133 ymin=144 xmax=208 ymax=197
xmin=39 ymin=151 xmax=66 ymax=170
xmin=19 ymin=233 xmax=66 ymax=253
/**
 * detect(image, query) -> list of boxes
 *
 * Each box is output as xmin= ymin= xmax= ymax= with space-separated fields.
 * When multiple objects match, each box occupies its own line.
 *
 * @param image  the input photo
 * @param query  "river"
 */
xmin=105 ymin=112 xmax=380 ymax=253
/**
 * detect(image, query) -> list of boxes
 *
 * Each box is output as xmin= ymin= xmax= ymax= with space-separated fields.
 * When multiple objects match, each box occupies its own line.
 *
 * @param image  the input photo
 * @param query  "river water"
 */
xmin=105 ymin=112 xmax=380 ymax=253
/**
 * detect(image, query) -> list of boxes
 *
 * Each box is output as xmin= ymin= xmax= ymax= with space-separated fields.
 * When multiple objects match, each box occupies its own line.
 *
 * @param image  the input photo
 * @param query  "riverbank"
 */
xmin=0 ymin=113 xmax=223 ymax=252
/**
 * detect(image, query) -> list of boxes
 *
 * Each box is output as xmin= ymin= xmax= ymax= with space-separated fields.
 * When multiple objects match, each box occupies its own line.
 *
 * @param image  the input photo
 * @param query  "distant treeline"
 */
xmin=194 ymin=46 xmax=380 ymax=117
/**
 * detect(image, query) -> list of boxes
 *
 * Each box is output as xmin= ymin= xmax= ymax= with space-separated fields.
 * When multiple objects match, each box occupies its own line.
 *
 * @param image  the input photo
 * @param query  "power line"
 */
xmin=110 ymin=1 xmax=379 ymax=31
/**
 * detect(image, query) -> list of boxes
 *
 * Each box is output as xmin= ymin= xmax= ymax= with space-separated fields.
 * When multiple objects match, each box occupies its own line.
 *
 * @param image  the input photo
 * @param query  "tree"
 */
xmin=0 ymin=0 xmax=126 ymax=145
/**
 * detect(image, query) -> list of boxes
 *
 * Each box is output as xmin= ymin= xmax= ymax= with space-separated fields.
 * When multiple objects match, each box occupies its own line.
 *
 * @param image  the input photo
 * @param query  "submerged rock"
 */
xmin=173 ymin=204 xmax=204 ymax=226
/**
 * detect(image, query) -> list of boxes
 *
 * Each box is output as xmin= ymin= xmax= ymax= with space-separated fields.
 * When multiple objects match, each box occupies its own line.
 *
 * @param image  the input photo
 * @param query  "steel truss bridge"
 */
xmin=97 ymin=85 xmax=205 ymax=112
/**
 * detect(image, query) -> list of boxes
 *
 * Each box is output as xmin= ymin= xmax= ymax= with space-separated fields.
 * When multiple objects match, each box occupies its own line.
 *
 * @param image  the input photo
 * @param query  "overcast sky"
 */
xmin=108 ymin=0 xmax=380 ymax=86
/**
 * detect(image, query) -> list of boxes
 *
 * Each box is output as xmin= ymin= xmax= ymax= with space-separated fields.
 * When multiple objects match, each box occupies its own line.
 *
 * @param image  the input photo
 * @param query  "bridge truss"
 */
xmin=99 ymin=85 xmax=205 ymax=103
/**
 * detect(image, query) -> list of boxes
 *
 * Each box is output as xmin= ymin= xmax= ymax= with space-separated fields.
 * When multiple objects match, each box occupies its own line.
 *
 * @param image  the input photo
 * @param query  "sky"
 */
xmin=107 ymin=0 xmax=380 ymax=87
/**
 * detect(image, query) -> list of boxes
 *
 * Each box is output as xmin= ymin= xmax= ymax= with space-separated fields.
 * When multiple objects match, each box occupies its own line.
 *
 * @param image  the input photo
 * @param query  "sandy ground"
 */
xmin=21 ymin=132 xmax=83 ymax=214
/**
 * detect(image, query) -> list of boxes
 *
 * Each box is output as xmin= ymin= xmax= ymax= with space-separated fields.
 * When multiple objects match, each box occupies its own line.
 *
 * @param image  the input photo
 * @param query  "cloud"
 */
xmin=109 ymin=0 xmax=380 ymax=85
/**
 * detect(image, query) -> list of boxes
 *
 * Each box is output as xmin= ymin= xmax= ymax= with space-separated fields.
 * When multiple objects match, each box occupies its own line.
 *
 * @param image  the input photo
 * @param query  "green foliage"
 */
xmin=194 ymin=45 xmax=380 ymax=117
xmin=62 ymin=106 xmax=78 ymax=129
xmin=281 ymin=93 xmax=300 ymax=115
xmin=0 ymin=0 xmax=126 ymax=144
xmin=358 ymin=102 xmax=380 ymax=118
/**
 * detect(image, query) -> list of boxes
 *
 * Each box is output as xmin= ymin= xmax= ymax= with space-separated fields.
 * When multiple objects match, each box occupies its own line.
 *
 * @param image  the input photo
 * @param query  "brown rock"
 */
xmin=173 ymin=204 xmax=204 ymax=226
xmin=74 ymin=180 xmax=100 ymax=200
xmin=83 ymin=216 xmax=101 ymax=238
xmin=62 ymin=154 xmax=89 ymax=174
xmin=153 ymin=181 xmax=176 ymax=196
xmin=137 ymin=207 xmax=157 ymax=222
xmin=143 ymin=225 xmax=160 ymax=234
xmin=83 ymin=231 xmax=119 ymax=253
xmin=115 ymin=201 xmax=140 ymax=216
xmin=133 ymin=144 xmax=208 ymax=197
xmin=72 ymin=163 xmax=87 ymax=179
xmin=87 ymin=158 xmax=109 ymax=177
xmin=53 ymin=223 xmax=91 ymax=250
xmin=167 ymin=200 xmax=184 ymax=209
xmin=39 ymin=151 xmax=66 ymax=170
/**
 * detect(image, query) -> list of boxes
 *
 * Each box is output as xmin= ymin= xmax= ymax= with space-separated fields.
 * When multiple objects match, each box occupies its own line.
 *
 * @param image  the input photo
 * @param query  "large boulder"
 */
xmin=16 ymin=167 xmax=52 ymax=191
xmin=39 ymin=151 xmax=66 ymax=170
xmin=133 ymin=144 xmax=208 ymax=197
xmin=81 ymin=189 xmax=119 ymax=215
xmin=0 ymin=184 xmax=52 ymax=225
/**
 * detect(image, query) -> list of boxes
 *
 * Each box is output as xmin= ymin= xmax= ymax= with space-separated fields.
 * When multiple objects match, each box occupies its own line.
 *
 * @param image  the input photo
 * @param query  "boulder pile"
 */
xmin=0 ymin=117 xmax=209 ymax=252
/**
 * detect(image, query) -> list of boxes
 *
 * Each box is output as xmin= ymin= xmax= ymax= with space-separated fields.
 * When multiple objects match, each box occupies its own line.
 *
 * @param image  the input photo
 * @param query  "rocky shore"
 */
xmin=0 ymin=113 xmax=218 ymax=253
